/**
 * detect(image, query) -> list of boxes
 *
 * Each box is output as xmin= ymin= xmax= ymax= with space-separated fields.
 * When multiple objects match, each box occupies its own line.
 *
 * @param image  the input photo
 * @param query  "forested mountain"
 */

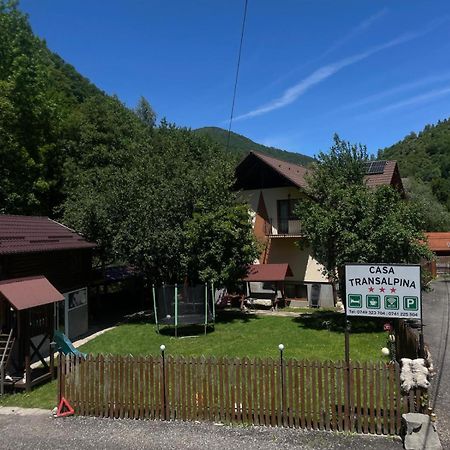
xmin=195 ymin=126 xmax=315 ymax=166
xmin=0 ymin=2 xmax=259 ymax=283
xmin=379 ymin=118 xmax=450 ymax=230
xmin=0 ymin=1 xmax=152 ymax=216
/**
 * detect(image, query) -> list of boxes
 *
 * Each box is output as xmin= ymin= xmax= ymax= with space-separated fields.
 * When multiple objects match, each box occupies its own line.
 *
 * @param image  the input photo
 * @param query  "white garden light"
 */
xmin=381 ymin=347 xmax=390 ymax=356
xmin=160 ymin=344 xmax=166 ymax=352
xmin=278 ymin=344 xmax=285 ymax=351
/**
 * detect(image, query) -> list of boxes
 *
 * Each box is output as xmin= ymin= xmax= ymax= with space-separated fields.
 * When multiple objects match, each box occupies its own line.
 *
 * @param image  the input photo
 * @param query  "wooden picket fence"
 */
xmin=58 ymin=354 xmax=424 ymax=435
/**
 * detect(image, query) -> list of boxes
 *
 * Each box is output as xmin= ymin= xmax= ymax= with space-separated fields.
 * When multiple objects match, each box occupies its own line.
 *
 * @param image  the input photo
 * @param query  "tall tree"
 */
xmin=135 ymin=96 xmax=156 ymax=129
xmin=296 ymin=135 xmax=432 ymax=302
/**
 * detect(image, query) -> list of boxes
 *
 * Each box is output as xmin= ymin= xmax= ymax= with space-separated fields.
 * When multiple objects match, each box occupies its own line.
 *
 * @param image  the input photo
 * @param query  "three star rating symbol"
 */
xmin=368 ymin=286 xmax=396 ymax=293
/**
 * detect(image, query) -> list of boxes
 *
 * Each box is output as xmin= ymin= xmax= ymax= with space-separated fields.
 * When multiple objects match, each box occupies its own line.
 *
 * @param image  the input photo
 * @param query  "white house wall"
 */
xmin=241 ymin=187 xmax=328 ymax=283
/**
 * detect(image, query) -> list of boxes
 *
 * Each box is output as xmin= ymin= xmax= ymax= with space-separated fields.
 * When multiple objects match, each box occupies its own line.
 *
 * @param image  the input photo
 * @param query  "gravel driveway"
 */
xmin=0 ymin=409 xmax=402 ymax=450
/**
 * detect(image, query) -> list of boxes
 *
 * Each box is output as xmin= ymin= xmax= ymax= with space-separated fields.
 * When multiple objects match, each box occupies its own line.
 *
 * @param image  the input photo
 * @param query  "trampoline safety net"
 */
xmin=152 ymin=284 xmax=215 ymax=333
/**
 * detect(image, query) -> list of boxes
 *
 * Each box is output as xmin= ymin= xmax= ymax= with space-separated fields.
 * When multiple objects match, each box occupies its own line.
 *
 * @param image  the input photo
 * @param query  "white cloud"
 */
xmin=234 ymin=19 xmax=448 ymax=121
xmin=370 ymin=86 xmax=450 ymax=114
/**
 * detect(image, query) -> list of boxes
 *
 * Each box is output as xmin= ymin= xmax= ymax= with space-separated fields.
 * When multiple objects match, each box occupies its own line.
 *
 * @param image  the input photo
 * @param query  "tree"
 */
xmin=62 ymin=123 xmax=258 ymax=284
xmin=296 ymin=135 xmax=433 ymax=302
xmin=135 ymin=96 xmax=156 ymax=129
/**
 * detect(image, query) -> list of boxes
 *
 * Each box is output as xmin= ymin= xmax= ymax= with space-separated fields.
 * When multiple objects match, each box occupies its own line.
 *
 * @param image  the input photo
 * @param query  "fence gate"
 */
xmin=59 ymin=354 xmax=424 ymax=435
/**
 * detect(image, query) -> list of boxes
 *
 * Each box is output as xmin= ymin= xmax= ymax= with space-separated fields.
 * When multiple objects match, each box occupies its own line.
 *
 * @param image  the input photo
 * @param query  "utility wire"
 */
xmin=226 ymin=0 xmax=249 ymax=151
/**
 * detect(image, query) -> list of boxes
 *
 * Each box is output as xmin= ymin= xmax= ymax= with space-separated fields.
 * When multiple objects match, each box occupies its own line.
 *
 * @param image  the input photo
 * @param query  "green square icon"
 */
xmin=366 ymin=295 xmax=381 ymax=309
xmin=384 ymin=295 xmax=399 ymax=310
xmin=348 ymin=294 xmax=362 ymax=308
xmin=403 ymin=296 xmax=419 ymax=311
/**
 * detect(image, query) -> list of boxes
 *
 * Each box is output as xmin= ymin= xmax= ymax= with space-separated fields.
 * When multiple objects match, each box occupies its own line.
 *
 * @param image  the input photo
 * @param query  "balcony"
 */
xmin=264 ymin=218 xmax=302 ymax=236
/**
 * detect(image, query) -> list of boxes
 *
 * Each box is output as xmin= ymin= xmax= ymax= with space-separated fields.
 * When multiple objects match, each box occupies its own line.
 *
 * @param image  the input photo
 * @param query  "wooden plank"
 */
xmin=382 ymin=363 xmax=388 ymax=434
xmin=207 ymin=357 xmax=214 ymax=422
xmin=299 ymin=360 xmax=306 ymax=429
xmin=376 ymin=361 xmax=382 ymax=434
xmin=317 ymin=361 xmax=324 ymax=430
xmin=329 ymin=361 xmax=336 ymax=431
xmin=336 ymin=361 xmax=343 ymax=431
xmin=217 ymin=357 xmax=223 ymax=423
xmin=252 ymin=358 xmax=263 ymax=425
xmin=389 ymin=363 xmax=395 ymax=434
xmin=343 ymin=362 xmax=352 ymax=431
xmin=191 ymin=356 xmax=197 ymax=422
xmin=362 ymin=361 xmax=368 ymax=434
xmin=369 ymin=362 xmax=375 ymax=434
xmin=349 ymin=361 xmax=354 ymax=432
xmin=267 ymin=358 xmax=277 ymax=427
xmin=257 ymin=358 xmax=264 ymax=426
xmin=354 ymin=361 xmax=361 ymax=434
xmin=224 ymin=357 xmax=231 ymax=424
xmin=322 ymin=361 xmax=329 ymax=431
xmin=245 ymin=357 xmax=252 ymax=425
xmin=287 ymin=359 xmax=294 ymax=427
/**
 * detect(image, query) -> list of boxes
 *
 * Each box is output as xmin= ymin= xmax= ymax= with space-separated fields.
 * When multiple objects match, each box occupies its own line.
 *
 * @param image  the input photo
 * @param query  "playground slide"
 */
xmin=53 ymin=330 xmax=87 ymax=358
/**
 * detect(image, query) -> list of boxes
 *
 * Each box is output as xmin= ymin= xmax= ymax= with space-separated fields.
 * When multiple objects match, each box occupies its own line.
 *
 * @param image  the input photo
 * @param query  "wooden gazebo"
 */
xmin=0 ymin=276 xmax=64 ymax=392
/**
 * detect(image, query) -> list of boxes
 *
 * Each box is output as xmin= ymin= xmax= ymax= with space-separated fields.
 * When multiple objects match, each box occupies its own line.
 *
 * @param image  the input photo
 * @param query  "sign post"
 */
xmin=345 ymin=264 xmax=421 ymax=319
xmin=344 ymin=263 xmax=423 ymax=355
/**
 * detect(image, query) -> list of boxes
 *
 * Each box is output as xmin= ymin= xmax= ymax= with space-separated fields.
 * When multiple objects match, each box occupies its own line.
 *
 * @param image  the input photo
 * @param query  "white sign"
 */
xmin=345 ymin=264 xmax=421 ymax=319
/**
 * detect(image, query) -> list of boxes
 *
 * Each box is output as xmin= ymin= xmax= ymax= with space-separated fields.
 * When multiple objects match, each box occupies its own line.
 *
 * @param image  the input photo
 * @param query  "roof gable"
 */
xmin=235 ymin=151 xmax=402 ymax=192
xmin=0 ymin=215 xmax=96 ymax=255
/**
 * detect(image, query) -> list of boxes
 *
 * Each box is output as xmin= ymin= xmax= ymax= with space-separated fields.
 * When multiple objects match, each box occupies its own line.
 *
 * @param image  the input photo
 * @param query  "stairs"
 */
xmin=262 ymin=237 xmax=272 ymax=264
xmin=0 ymin=329 xmax=15 ymax=395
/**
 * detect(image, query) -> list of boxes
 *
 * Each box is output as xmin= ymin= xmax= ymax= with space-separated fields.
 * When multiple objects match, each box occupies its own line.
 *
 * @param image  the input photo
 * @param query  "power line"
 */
xmin=226 ymin=0 xmax=249 ymax=151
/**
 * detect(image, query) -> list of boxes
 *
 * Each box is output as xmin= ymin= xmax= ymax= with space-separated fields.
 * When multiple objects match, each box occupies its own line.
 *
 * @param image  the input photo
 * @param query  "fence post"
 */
xmin=152 ymin=284 xmax=159 ymax=333
xmin=57 ymin=352 xmax=63 ymax=405
xmin=160 ymin=345 xmax=167 ymax=420
xmin=279 ymin=344 xmax=285 ymax=426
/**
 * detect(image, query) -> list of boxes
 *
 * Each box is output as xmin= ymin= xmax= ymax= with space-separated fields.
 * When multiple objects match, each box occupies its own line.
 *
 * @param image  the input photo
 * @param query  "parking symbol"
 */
xmin=348 ymin=294 xmax=362 ymax=308
xmin=366 ymin=295 xmax=381 ymax=309
xmin=384 ymin=295 xmax=399 ymax=310
xmin=403 ymin=296 xmax=419 ymax=311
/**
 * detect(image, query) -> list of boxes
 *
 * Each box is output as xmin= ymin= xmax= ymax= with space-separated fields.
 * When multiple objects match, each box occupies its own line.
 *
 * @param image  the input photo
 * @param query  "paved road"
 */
xmin=423 ymin=279 xmax=450 ymax=448
xmin=0 ymin=410 xmax=402 ymax=450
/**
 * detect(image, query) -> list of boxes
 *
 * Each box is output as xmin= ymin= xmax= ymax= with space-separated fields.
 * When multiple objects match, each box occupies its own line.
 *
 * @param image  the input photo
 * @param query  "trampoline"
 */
xmin=152 ymin=283 xmax=215 ymax=336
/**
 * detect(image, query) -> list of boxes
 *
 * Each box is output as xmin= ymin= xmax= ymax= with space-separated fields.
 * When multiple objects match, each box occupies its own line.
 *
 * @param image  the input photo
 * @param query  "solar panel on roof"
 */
xmin=364 ymin=161 xmax=387 ymax=175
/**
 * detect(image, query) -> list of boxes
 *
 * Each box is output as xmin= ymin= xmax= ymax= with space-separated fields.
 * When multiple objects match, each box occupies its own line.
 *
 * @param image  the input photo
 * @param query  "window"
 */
xmin=277 ymin=199 xmax=298 ymax=234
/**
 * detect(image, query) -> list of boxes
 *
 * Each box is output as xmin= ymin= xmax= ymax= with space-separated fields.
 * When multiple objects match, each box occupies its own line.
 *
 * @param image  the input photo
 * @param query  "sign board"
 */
xmin=345 ymin=264 xmax=421 ymax=319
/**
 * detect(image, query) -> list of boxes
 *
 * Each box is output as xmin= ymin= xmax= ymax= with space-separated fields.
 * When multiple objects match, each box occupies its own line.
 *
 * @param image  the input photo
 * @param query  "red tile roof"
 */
xmin=244 ymin=152 xmax=399 ymax=190
xmin=425 ymin=232 xmax=450 ymax=253
xmin=364 ymin=160 xmax=398 ymax=188
xmin=0 ymin=215 xmax=96 ymax=255
xmin=244 ymin=263 xmax=293 ymax=282
xmin=0 ymin=276 xmax=64 ymax=310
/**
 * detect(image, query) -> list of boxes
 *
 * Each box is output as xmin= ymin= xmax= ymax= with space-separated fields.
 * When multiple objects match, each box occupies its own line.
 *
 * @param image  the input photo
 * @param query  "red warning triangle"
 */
xmin=56 ymin=397 xmax=75 ymax=417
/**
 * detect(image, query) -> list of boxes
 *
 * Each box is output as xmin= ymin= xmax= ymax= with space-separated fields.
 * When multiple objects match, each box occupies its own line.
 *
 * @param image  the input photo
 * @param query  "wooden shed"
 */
xmin=0 ymin=215 xmax=96 ymax=340
xmin=0 ymin=276 xmax=64 ymax=392
xmin=425 ymin=232 xmax=450 ymax=277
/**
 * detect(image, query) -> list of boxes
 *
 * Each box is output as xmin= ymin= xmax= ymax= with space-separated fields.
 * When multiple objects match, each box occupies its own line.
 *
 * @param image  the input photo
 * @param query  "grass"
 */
xmin=0 ymin=310 xmax=388 ymax=410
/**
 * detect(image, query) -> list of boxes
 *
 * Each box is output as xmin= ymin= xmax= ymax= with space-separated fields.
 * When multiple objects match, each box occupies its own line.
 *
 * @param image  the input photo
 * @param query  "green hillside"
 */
xmin=195 ymin=126 xmax=314 ymax=166
xmin=379 ymin=118 xmax=450 ymax=230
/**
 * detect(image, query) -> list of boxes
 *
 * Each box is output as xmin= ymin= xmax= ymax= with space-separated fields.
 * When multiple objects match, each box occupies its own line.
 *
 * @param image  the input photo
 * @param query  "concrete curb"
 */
xmin=0 ymin=406 xmax=51 ymax=416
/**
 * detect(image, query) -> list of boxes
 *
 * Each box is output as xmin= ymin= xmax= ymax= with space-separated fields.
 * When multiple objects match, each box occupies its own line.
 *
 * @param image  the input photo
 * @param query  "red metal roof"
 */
xmin=425 ymin=232 xmax=450 ymax=253
xmin=0 ymin=276 xmax=64 ymax=310
xmin=0 ymin=215 xmax=96 ymax=255
xmin=244 ymin=264 xmax=293 ymax=282
xmin=238 ymin=152 xmax=400 ymax=190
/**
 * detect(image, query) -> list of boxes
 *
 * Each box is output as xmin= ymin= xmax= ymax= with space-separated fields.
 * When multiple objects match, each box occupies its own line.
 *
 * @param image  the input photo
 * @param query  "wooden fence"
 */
xmin=395 ymin=320 xmax=421 ymax=360
xmin=58 ymin=354 xmax=424 ymax=435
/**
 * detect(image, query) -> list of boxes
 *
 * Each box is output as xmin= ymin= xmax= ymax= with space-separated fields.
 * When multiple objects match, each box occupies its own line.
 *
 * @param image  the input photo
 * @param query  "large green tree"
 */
xmin=63 ymin=123 xmax=258 ymax=284
xmin=296 ymin=135 xmax=433 ymax=301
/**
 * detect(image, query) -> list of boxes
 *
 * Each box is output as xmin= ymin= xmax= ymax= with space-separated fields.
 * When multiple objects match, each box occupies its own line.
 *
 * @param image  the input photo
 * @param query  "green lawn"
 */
xmin=0 ymin=310 xmax=387 ymax=410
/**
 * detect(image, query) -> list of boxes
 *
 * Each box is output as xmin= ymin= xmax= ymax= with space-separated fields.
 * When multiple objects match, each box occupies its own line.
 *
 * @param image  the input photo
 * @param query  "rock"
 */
xmin=402 ymin=413 xmax=442 ymax=450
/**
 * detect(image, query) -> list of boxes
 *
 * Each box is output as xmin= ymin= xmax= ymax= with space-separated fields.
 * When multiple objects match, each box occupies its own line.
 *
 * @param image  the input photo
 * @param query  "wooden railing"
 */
xmin=264 ymin=219 xmax=302 ymax=236
xmin=59 ymin=354 xmax=424 ymax=435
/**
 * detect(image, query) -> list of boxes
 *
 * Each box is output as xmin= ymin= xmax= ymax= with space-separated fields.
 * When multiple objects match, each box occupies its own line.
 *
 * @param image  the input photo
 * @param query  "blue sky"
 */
xmin=21 ymin=0 xmax=450 ymax=157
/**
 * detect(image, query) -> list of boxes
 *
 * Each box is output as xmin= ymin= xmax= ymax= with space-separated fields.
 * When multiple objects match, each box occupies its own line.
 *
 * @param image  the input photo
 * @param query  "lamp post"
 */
xmin=279 ymin=344 xmax=285 ymax=425
xmin=160 ymin=344 xmax=167 ymax=420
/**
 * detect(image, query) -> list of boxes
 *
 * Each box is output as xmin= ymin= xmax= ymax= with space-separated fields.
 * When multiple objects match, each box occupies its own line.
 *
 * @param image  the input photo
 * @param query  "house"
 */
xmin=0 ymin=215 xmax=96 ymax=340
xmin=425 ymin=232 xmax=450 ymax=277
xmin=235 ymin=152 xmax=404 ymax=306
